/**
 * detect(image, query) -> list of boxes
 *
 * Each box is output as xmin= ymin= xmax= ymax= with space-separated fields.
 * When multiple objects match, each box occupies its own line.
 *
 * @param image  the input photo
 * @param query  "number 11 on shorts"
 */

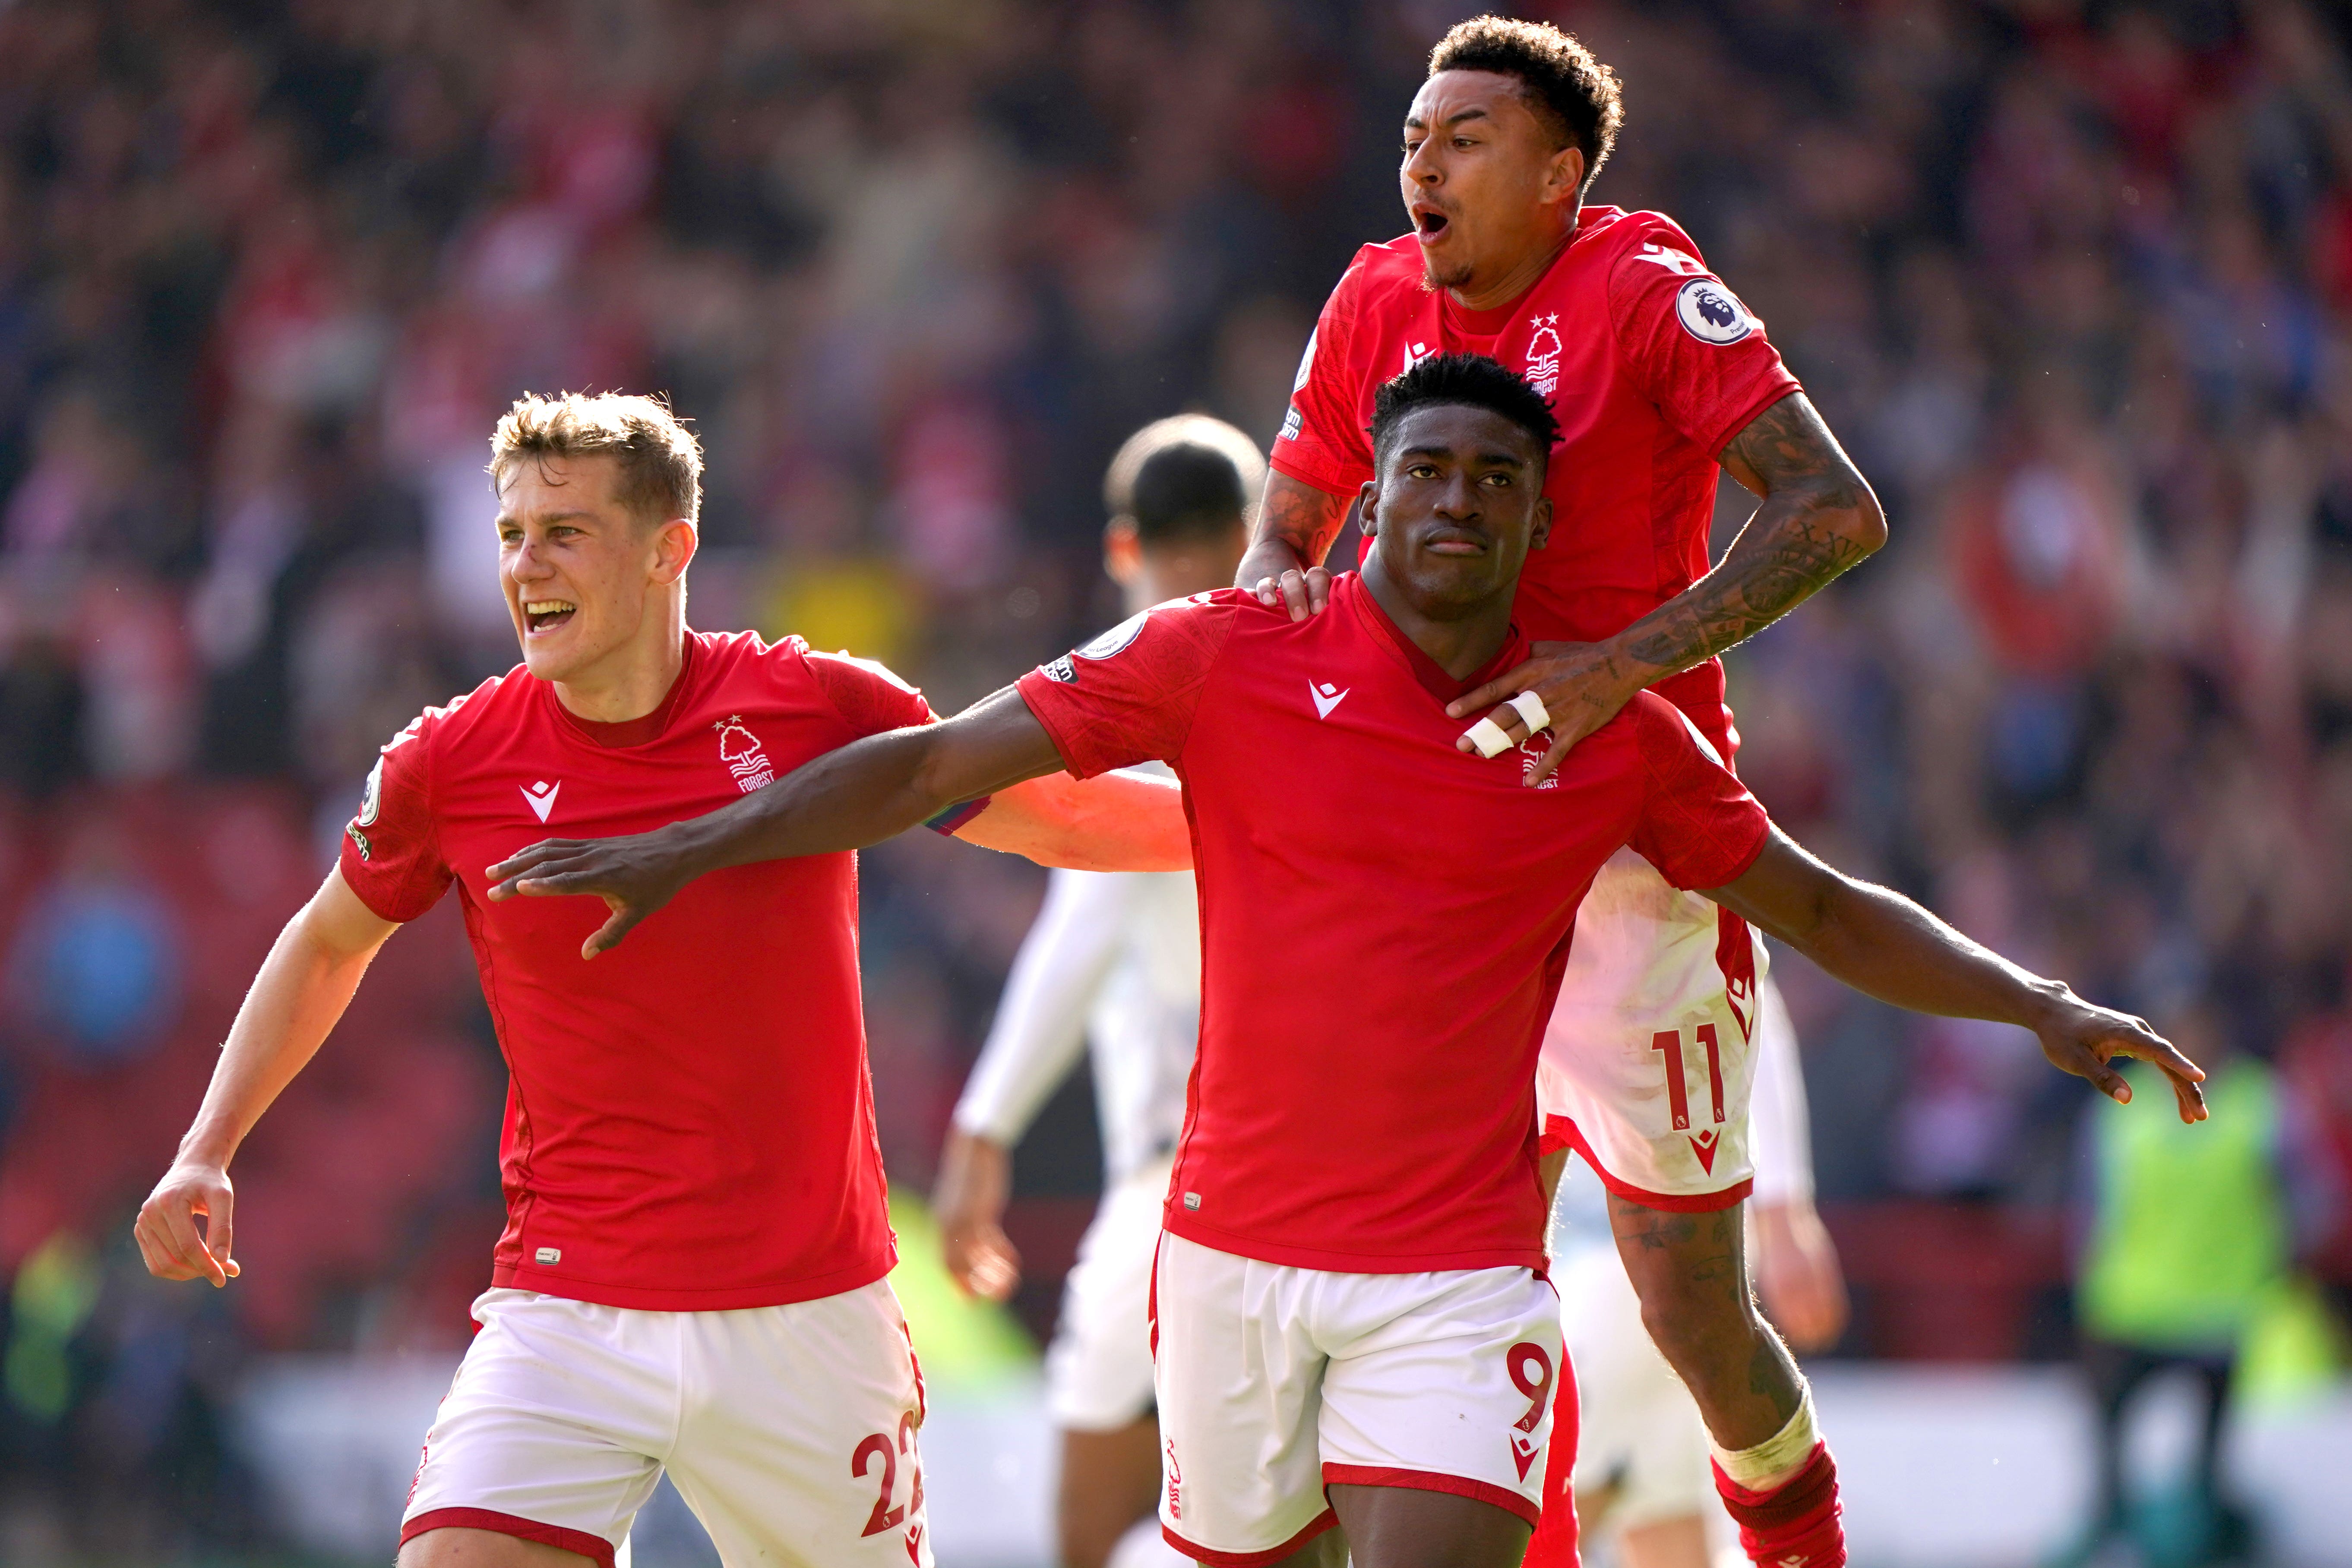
xmin=1649 ymin=1024 xmax=1725 ymax=1132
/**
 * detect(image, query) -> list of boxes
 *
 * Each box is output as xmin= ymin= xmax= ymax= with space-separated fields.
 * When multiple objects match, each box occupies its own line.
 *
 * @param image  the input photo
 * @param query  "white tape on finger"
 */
xmin=1466 ymin=716 xmax=1515 ymax=758
xmin=1507 ymin=691 xmax=1549 ymax=734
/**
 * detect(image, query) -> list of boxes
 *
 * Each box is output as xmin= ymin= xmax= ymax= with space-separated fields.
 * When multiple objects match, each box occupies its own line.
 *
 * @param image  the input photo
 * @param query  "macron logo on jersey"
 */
xmin=1632 ymin=242 xmax=1710 ymax=277
xmin=521 ymin=780 xmax=560 ymax=822
xmin=1400 ymin=340 xmax=1432 ymax=376
xmin=1309 ymin=681 xmax=1350 ymax=719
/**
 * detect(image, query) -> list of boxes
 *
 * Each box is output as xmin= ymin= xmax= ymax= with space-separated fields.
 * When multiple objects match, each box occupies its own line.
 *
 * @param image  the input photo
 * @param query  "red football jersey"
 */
xmin=1015 ymin=577 xmax=1769 ymax=1273
xmin=1272 ymin=206 xmax=1802 ymax=758
xmin=340 ymin=630 xmax=952 ymax=1312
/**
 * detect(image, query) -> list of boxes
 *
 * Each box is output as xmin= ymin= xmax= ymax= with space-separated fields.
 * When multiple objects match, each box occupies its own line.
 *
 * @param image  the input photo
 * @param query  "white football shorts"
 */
xmin=400 ymin=1282 xmax=933 ymax=1568
xmin=1151 ymin=1232 xmax=1562 ymax=1565
xmin=1538 ymin=848 xmax=1768 ymax=1210
xmin=1047 ymin=1157 xmax=1171 ymax=1432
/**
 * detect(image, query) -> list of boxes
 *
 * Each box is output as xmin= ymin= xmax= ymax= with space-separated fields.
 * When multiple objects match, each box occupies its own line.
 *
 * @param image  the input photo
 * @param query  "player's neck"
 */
xmin=550 ymin=615 xmax=689 ymax=724
xmin=1447 ymin=209 xmax=1579 ymax=314
xmin=1360 ymin=556 xmax=1513 ymax=682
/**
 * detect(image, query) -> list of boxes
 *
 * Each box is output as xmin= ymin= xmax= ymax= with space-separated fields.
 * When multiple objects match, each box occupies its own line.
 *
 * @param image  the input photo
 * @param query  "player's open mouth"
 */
xmin=525 ymin=599 xmax=577 ymax=633
xmin=1413 ymin=207 xmax=1451 ymax=239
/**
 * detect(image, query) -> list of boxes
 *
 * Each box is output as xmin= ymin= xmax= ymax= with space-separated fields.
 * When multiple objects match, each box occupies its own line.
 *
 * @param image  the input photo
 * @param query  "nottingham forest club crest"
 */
xmin=714 ymin=715 xmax=776 ymax=793
xmin=1522 ymin=315 xmax=1563 ymax=398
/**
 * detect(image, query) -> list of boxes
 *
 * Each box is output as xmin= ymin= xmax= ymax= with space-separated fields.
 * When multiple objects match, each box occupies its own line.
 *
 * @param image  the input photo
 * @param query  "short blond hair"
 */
xmin=490 ymin=391 xmax=702 ymax=527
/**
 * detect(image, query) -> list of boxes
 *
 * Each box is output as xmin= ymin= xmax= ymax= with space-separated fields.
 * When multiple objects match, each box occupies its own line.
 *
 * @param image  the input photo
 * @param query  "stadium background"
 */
xmin=2 ymin=0 xmax=2351 ymax=1563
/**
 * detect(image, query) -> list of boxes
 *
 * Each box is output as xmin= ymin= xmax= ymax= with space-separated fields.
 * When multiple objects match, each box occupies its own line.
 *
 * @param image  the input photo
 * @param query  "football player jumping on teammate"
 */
xmin=485 ymin=357 xmax=2203 ymax=1568
xmin=933 ymin=416 xmax=1255 ymax=1568
xmin=1241 ymin=18 xmax=1889 ymax=1565
xmin=133 ymin=393 xmax=1189 ymax=1568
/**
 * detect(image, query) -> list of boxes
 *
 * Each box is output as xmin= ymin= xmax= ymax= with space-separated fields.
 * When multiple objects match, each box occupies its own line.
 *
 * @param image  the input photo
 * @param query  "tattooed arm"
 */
xmin=1447 ymin=391 xmax=1887 ymax=781
xmin=1235 ymin=470 xmax=1355 ymax=620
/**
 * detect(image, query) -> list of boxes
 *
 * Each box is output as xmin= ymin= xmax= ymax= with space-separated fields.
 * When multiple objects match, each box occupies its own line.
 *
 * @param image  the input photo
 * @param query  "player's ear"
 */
xmin=652 ymin=518 xmax=697 ymax=584
xmin=1103 ymin=516 xmax=1143 ymax=586
xmin=1546 ymin=143 xmax=1585 ymax=208
xmin=1357 ymin=479 xmax=1381 ymax=538
xmin=1529 ymin=495 xmax=1553 ymax=551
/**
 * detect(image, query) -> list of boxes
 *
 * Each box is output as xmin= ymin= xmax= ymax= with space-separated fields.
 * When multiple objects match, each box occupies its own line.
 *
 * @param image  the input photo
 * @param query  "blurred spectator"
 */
xmin=0 ymin=0 xmax=2345 ymax=1553
xmin=2064 ymin=1007 xmax=2338 ymax=1568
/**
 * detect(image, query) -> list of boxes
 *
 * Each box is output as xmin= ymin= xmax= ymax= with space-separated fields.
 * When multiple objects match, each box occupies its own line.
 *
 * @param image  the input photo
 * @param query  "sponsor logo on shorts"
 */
xmin=534 ymin=1246 xmax=561 ymax=1264
xmin=1182 ymin=1192 xmax=1201 ymax=1210
xmin=1688 ymin=1127 xmax=1720 ymax=1174
xmin=714 ymin=716 xmax=776 ymax=793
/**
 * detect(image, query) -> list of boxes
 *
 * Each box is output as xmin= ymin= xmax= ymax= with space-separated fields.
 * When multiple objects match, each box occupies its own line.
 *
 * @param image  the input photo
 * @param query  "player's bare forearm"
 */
xmin=1619 ymin=394 xmax=1885 ymax=677
xmin=1238 ymin=471 xmax=1350 ymax=619
xmin=486 ymin=688 xmax=1070 ymax=955
xmin=1447 ymin=396 xmax=1884 ymax=781
xmin=1707 ymin=830 xmax=2206 ymax=1120
xmin=138 ymin=870 xmax=395 ymax=1285
xmin=958 ymin=768 xmax=1191 ymax=872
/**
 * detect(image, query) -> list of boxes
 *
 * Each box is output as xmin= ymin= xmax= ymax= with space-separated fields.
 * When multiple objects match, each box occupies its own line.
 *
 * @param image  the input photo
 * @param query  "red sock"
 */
xmin=1521 ymin=1353 xmax=1581 ymax=1568
xmin=1711 ymin=1442 xmax=1844 ymax=1568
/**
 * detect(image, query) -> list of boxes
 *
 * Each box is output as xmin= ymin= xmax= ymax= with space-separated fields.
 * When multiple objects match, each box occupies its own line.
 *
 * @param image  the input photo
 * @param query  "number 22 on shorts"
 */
xmin=853 ymin=1410 xmax=926 ymax=1544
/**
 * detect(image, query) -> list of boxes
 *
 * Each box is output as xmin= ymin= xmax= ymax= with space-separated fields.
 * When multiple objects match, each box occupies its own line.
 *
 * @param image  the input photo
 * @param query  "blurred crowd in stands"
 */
xmin=3 ymin=0 xmax=2352 ymax=1555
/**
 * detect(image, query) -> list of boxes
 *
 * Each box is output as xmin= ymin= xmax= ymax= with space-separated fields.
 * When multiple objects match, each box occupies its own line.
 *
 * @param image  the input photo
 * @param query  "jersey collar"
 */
xmin=546 ymin=630 xmax=702 ymax=749
xmin=1338 ymin=572 xmax=1530 ymax=708
xmin=1438 ymin=207 xmax=1623 ymax=338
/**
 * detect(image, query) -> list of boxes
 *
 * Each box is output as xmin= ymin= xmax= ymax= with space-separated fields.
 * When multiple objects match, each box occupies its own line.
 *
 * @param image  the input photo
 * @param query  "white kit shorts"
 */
xmin=1538 ymin=848 xmax=1769 ymax=1211
xmin=400 ymin=1281 xmax=933 ymax=1568
xmin=1048 ymin=1157 xmax=1172 ymax=1432
xmin=1151 ymin=1232 xmax=1562 ymax=1565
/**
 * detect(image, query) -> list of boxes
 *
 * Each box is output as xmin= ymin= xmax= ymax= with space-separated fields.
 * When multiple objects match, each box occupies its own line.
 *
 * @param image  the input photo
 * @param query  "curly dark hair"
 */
xmin=1429 ymin=15 xmax=1624 ymax=193
xmin=1370 ymin=353 xmax=1562 ymax=469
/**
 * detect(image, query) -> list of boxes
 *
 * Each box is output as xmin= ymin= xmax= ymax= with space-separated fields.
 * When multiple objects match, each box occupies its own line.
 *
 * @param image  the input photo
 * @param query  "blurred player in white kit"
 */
xmin=932 ymin=415 xmax=1257 ymax=1568
xmin=1549 ymin=976 xmax=1849 ymax=1568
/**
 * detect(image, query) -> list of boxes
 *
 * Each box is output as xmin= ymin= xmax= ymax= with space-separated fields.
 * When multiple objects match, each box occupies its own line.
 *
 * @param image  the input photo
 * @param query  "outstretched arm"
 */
xmin=957 ymin=768 xmax=1189 ymax=872
xmin=487 ymin=686 xmax=1071 ymax=957
xmin=136 ymin=869 xmax=400 ymax=1286
xmin=1705 ymin=829 xmax=2206 ymax=1122
xmin=1451 ymin=392 xmax=1887 ymax=781
xmin=1234 ymin=470 xmax=1353 ymax=620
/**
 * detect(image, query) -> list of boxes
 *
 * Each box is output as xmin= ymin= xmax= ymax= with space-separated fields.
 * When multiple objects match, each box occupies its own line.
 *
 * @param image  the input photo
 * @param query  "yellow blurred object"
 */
xmin=887 ymin=1192 xmax=1039 ymax=1394
xmin=6 ymin=1230 xmax=100 ymax=1423
xmin=764 ymin=556 xmax=917 ymax=669
xmin=2235 ymin=1276 xmax=2349 ymax=1410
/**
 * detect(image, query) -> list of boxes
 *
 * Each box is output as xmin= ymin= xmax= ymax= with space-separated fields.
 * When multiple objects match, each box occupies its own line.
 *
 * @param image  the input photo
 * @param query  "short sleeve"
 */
xmin=802 ymin=648 xmax=936 ymax=736
xmin=796 ymin=645 xmax=990 ymax=832
xmin=339 ymin=716 xmax=454 ymax=923
xmin=1626 ymin=695 xmax=1770 ymax=889
xmin=1268 ymin=253 xmax=1377 ymax=498
xmin=1607 ymin=222 xmax=1802 ymax=458
xmin=1014 ymin=594 xmax=1245 ymax=778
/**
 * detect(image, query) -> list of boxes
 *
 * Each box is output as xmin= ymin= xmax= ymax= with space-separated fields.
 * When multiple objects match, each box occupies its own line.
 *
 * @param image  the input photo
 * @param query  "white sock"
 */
xmin=1712 ymin=1385 xmax=1819 ymax=1490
